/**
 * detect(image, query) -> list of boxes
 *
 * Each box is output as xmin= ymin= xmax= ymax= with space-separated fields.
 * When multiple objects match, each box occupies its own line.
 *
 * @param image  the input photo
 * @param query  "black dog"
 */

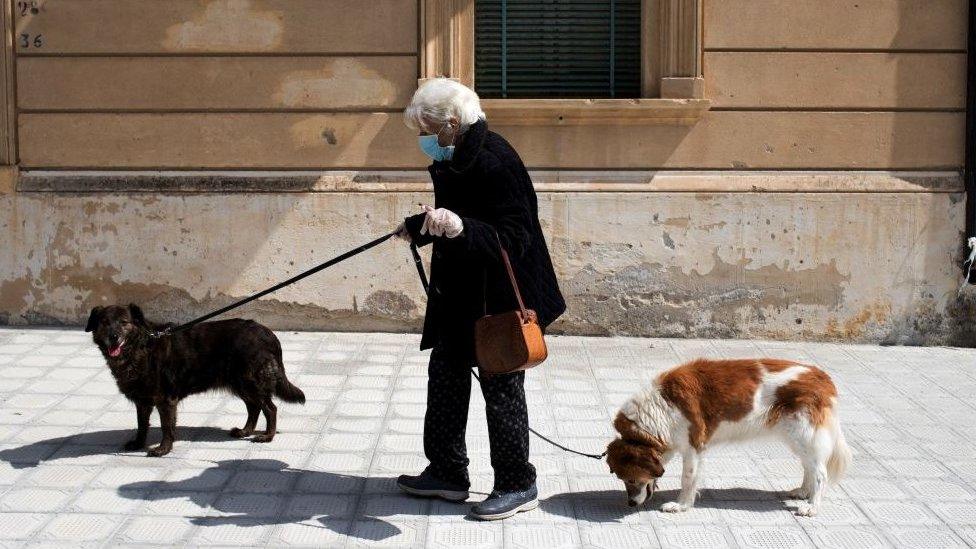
xmin=85 ymin=304 xmax=305 ymax=457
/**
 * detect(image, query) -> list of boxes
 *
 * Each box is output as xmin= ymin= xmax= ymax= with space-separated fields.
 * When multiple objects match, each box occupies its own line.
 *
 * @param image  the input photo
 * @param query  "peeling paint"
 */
xmin=663 ymin=216 xmax=691 ymax=229
xmin=0 ymin=277 xmax=31 ymax=312
xmin=163 ymin=0 xmax=283 ymax=52
xmin=275 ymin=59 xmax=397 ymax=109
xmin=559 ymin=253 xmax=850 ymax=338
xmin=363 ymin=290 xmax=417 ymax=320
xmin=825 ymin=301 xmax=891 ymax=339
xmin=662 ymin=232 xmax=675 ymax=250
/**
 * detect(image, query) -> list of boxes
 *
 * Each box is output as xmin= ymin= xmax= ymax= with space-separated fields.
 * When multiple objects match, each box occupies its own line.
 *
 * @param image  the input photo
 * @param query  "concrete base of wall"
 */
xmin=1 ymin=171 xmax=973 ymax=347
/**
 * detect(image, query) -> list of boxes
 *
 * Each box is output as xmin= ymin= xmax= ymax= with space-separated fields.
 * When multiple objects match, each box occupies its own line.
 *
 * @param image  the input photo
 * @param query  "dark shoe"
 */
xmin=470 ymin=485 xmax=539 ymax=521
xmin=397 ymin=469 xmax=469 ymax=502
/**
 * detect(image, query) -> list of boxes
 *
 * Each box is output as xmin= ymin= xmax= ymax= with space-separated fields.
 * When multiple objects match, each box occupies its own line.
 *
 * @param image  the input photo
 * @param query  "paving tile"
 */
xmin=731 ymin=526 xmax=814 ymax=549
xmin=360 ymin=494 xmax=432 ymax=521
xmin=0 ymin=514 xmax=49 ymax=541
xmin=927 ymin=502 xmax=976 ymax=526
xmin=285 ymin=493 xmax=356 ymax=519
xmin=348 ymin=519 xmax=425 ymax=547
xmin=579 ymin=524 xmax=657 ymax=548
xmin=67 ymin=488 xmax=147 ymax=514
xmin=0 ymin=487 xmax=73 ymax=513
xmin=20 ymin=465 xmax=100 ymax=488
xmin=801 ymin=527 xmax=892 ymax=549
xmin=716 ymin=500 xmax=799 ymax=525
xmin=309 ymin=452 xmax=370 ymax=474
xmin=860 ymin=500 xmax=944 ymax=526
xmin=842 ymin=478 xmax=909 ymax=500
xmin=884 ymin=527 xmax=968 ymax=549
xmin=950 ymin=526 xmax=976 ymax=547
xmin=294 ymin=470 xmax=364 ymax=494
xmin=272 ymin=519 xmax=351 ymax=547
xmin=90 ymin=466 xmax=165 ymax=489
xmin=506 ymin=523 xmax=581 ymax=548
xmin=656 ymin=525 xmax=734 ymax=549
xmin=317 ymin=432 xmax=377 ymax=452
xmin=879 ymin=459 xmax=952 ymax=479
xmin=903 ymin=479 xmax=974 ymax=502
xmin=186 ymin=520 xmax=271 ymax=546
xmin=37 ymin=513 xmax=121 ymax=542
xmin=225 ymin=470 xmax=297 ymax=493
xmin=116 ymin=516 xmax=195 ymax=544
xmin=210 ymin=492 xmax=286 ymax=518
xmin=427 ymin=521 xmax=503 ymax=548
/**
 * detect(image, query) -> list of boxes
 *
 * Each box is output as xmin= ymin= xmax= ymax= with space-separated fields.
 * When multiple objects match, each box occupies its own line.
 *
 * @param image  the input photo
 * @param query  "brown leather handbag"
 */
xmin=474 ymin=240 xmax=548 ymax=376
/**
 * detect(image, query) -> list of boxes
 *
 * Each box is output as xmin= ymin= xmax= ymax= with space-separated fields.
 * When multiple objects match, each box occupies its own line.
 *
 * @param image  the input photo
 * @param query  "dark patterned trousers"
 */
xmin=423 ymin=346 xmax=536 ymax=492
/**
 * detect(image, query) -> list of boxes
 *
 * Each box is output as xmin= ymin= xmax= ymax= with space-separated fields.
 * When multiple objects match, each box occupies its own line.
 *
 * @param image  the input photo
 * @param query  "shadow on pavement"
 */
xmin=542 ymin=487 xmax=792 ymax=521
xmin=0 ymin=426 xmax=230 ymax=468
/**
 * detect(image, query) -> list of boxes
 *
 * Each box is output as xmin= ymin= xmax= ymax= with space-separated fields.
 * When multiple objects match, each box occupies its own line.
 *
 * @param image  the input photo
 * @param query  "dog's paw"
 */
xmin=229 ymin=428 xmax=249 ymax=439
xmin=795 ymin=503 xmax=819 ymax=517
xmin=123 ymin=439 xmax=146 ymax=451
xmin=660 ymin=501 xmax=687 ymax=513
xmin=146 ymin=444 xmax=171 ymax=457
xmin=251 ymin=434 xmax=274 ymax=443
xmin=785 ymin=487 xmax=811 ymax=500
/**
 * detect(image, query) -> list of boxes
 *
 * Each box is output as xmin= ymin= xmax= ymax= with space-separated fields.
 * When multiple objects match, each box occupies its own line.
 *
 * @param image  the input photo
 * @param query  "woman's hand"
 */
xmin=420 ymin=205 xmax=464 ymax=238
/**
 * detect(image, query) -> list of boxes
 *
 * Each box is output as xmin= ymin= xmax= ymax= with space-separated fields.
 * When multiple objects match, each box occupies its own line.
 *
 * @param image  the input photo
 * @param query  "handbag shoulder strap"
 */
xmin=494 ymin=232 xmax=528 ymax=317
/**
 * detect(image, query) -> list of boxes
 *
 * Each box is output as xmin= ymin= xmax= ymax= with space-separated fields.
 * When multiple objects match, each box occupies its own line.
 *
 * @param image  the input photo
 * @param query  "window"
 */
xmin=474 ymin=0 xmax=642 ymax=99
xmin=421 ymin=0 xmax=709 ymax=125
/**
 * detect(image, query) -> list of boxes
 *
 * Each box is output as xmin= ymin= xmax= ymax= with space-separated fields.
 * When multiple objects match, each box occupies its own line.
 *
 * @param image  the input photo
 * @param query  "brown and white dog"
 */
xmin=606 ymin=358 xmax=850 ymax=516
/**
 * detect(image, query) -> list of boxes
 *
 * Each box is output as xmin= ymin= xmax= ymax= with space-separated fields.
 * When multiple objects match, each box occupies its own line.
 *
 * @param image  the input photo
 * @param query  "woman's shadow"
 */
xmin=117 ymin=458 xmax=470 ymax=542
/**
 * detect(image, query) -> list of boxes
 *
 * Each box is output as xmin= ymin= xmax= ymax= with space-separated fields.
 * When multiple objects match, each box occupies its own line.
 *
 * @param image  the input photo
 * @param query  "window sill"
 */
xmin=481 ymin=98 xmax=711 ymax=126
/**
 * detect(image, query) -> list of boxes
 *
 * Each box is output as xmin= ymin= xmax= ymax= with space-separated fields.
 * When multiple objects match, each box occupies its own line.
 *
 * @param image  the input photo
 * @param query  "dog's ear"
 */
xmin=128 ymin=303 xmax=147 ymax=326
xmin=644 ymin=452 xmax=665 ymax=478
xmin=85 ymin=306 xmax=105 ymax=332
xmin=606 ymin=438 xmax=632 ymax=478
xmin=606 ymin=437 xmax=664 ymax=481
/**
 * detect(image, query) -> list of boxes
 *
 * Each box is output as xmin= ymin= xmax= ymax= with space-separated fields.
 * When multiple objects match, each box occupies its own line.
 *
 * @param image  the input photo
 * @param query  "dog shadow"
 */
xmin=0 ymin=426 xmax=230 ymax=468
xmin=117 ymin=459 xmax=470 ymax=542
xmin=542 ymin=488 xmax=793 ymax=522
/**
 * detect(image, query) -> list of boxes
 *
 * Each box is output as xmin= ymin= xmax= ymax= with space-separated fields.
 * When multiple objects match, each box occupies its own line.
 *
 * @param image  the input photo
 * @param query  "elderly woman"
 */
xmin=394 ymin=78 xmax=565 ymax=520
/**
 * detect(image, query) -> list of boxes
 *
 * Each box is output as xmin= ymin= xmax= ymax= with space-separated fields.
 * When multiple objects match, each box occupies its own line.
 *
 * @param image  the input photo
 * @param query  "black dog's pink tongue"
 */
xmin=108 ymin=344 xmax=123 ymax=357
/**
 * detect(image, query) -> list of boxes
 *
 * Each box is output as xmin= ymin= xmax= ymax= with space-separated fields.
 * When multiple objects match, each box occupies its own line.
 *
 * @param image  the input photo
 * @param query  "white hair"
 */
xmin=403 ymin=78 xmax=485 ymax=133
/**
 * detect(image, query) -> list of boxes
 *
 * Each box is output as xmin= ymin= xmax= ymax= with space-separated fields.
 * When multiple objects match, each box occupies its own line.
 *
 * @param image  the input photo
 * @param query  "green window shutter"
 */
xmin=475 ymin=0 xmax=641 ymax=99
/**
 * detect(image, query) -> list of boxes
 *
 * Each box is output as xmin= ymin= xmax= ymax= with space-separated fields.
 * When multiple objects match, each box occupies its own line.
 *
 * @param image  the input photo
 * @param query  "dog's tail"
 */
xmin=275 ymin=376 xmax=306 ymax=405
xmin=825 ymin=409 xmax=851 ymax=485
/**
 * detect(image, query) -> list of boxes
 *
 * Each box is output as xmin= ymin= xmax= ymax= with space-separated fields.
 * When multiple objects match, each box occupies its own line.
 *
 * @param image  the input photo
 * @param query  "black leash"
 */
xmin=410 ymin=244 xmax=607 ymax=460
xmin=141 ymin=233 xmax=605 ymax=461
xmin=150 ymin=232 xmax=396 ymax=339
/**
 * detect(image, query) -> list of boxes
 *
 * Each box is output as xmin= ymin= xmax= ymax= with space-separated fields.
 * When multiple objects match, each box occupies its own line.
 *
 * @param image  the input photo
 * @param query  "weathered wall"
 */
xmin=1 ymin=0 xmax=973 ymax=345
xmin=1 ymin=174 xmax=973 ymax=346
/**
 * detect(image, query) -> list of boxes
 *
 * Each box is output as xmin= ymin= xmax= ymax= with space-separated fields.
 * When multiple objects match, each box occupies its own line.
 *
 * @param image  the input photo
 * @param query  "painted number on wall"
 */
xmin=17 ymin=1 xmax=40 ymax=16
xmin=19 ymin=34 xmax=43 ymax=49
xmin=17 ymin=1 xmax=43 ymax=49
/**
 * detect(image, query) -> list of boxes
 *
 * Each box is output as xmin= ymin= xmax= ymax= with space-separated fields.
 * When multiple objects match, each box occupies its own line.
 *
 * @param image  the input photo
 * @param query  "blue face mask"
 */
xmin=418 ymin=133 xmax=455 ymax=162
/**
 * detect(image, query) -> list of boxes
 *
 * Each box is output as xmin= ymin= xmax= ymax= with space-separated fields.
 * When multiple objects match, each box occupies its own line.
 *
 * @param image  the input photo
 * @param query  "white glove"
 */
xmin=420 ymin=205 xmax=463 ymax=238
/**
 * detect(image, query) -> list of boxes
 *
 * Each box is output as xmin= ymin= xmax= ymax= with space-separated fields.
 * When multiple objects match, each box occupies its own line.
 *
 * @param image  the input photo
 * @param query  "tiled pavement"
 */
xmin=0 ymin=327 xmax=974 ymax=548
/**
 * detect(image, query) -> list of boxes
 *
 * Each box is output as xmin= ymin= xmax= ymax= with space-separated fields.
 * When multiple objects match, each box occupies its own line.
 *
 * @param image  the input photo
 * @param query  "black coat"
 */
xmin=404 ymin=119 xmax=566 ymax=361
